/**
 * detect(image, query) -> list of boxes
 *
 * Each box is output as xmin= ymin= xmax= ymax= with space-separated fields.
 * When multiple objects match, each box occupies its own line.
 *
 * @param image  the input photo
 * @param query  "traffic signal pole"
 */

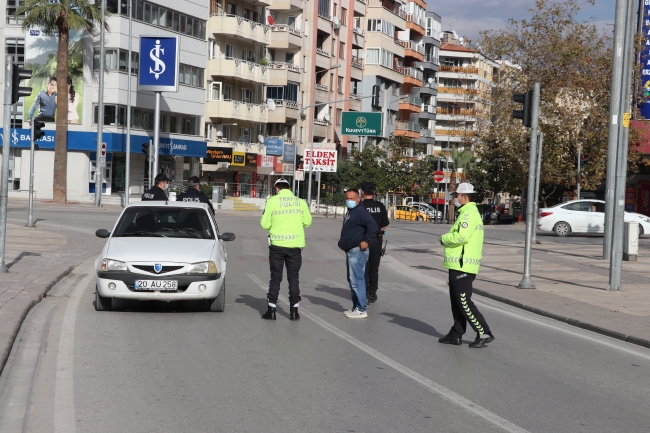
xmin=0 ymin=58 xmax=13 ymax=273
xmin=95 ymin=0 xmax=106 ymax=208
xmin=27 ymin=122 xmax=36 ymax=227
xmin=518 ymin=82 xmax=541 ymax=290
xmin=576 ymin=146 xmax=581 ymax=199
xmin=531 ymin=132 xmax=544 ymax=244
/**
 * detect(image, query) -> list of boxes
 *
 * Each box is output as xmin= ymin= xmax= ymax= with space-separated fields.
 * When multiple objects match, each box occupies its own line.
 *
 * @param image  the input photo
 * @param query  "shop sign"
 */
xmin=341 ymin=112 xmax=382 ymax=136
xmin=245 ymin=153 xmax=258 ymax=167
xmin=258 ymin=155 xmax=275 ymax=167
xmin=232 ymin=152 xmax=246 ymax=166
xmin=204 ymin=147 xmax=232 ymax=163
xmin=264 ymin=137 xmax=283 ymax=156
xmin=304 ymin=149 xmax=337 ymax=172
xmin=283 ymin=144 xmax=296 ymax=162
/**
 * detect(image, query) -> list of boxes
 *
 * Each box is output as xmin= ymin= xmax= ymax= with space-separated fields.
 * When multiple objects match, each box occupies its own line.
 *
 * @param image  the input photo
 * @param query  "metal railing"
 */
xmin=368 ymin=0 xmax=405 ymax=18
xmin=424 ymin=54 xmax=439 ymax=65
xmin=404 ymin=40 xmax=425 ymax=54
xmin=438 ymin=87 xmax=477 ymax=95
xmin=315 ymin=83 xmax=329 ymax=92
xmin=318 ymin=10 xmax=331 ymax=20
xmin=397 ymin=67 xmax=423 ymax=81
xmin=353 ymin=27 xmax=365 ymax=36
xmin=405 ymin=14 xmax=426 ymax=28
xmin=435 ymin=128 xmax=476 ymax=136
xmin=437 ymin=108 xmax=476 ymax=115
xmin=421 ymin=104 xmax=436 ymax=113
xmin=212 ymin=182 xmax=271 ymax=199
xmin=214 ymin=57 xmax=269 ymax=75
xmin=420 ymin=128 xmax=434 ymax=138
xmin=271 ymin=24 xmax=302 ymax=36
xmin=211 ymin=13 xmax=271 ymax=32
xmin=400 ymin=95 xmax=423 ymax=105
xmin=316 ymin=47 xmax=330 ymax=57
xmin=269 ymin=61 xmax=301 ymax=73
xmin=351 ymin=59 xmax=364 ymax=69
xmin=395 ymin=121 xmax=420 ymax=132
xmin=313 ymin=118 xmax=329 ymax=126
xmin=270 ymin=99 xmax=300 ymax=109
xmin=439 ymin=65 xmax=479 ymax=74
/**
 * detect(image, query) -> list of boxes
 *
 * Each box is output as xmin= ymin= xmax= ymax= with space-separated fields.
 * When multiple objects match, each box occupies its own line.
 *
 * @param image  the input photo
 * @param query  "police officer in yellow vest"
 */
xmin=438 ymin=183 xmax=495 ymax=348
xmin=260 ymin=179 xmax=312 ymax=321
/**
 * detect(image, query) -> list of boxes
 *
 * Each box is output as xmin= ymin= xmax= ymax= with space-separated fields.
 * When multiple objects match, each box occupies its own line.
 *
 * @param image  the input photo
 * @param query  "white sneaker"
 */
xmin=344 ymin=308 xmax=368 ymax=319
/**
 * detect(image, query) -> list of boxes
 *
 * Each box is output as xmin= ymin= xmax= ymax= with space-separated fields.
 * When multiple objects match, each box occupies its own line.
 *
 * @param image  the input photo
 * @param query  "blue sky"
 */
xmin=427 ymin=0 xmax=617 ymax=44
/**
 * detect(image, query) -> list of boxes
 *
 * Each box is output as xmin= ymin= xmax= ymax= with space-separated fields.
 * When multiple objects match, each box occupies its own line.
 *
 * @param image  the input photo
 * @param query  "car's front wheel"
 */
xmin=95 ymin=289 xmax=112 ymax=311
xmin=207 ymin=279 xmax=225 ymax=312
xmin=554 ymin=221 xmax=571 ymax=237
xmin=417 ymin=216 xmax=424 ymax=221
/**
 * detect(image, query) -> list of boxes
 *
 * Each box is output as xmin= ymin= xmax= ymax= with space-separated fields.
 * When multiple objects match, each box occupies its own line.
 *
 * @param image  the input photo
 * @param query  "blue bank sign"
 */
xmin=139 ymin=36 xmax=180 ymax=92
xmin=283 ymin=144 xmax=295 ymax=162
xmin=264 ymin=137 xmax=284 ymax=156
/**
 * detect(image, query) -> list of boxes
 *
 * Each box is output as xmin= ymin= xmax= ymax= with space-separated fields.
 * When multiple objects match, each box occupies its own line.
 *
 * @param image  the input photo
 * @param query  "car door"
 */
xmin=560 ymin=202 xmax=587 ymax=232
xmin=586 ymin=201 xmax=606 ymax=233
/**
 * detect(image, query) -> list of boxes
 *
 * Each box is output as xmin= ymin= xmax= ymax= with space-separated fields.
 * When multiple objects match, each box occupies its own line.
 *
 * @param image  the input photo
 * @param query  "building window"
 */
xmin=208 ymin=39 xmax=217 ymax=59
xmin=5 ymin=38 xmax=24 ymax=64
xmin=341 ymin=8 xmax=347 ymax=25
xmin=239 ymin=127 xmax=251 ymax=142
xmin=210 ymin=82 xmax=222 ymax=100
xmin=241 ymin=89 xmax=254 ymax=103
xmin=336 ymin=109 xmax=342 ymax=125
xmin=366 ymin=19 xmax=395 ymax=38
xmin=123 ymin=0 xmax=206 ymax=39
xmin=339 ymin=42 xmax=345 ymax=59
xmin=318 ymin=0 xmax=331 ymax=19
xmin=266 ymin=86 xmax=284 ymax=100
xmin=338 ymin=76 xmax=343 ymax=94
xmin=93 ymin=48 xmax=139 ymax=73
xmin=182 ymin=116 xmax=197 ymax=135
xmin=223 ymin=85 xmax=232 ymax=100
xmin=179 ymin=64 xmax=204 ymax=87
xmin=170 ymin=116 xmax=178 ymax=133
xmin=6 ymin=0 xmax=24 ymax=25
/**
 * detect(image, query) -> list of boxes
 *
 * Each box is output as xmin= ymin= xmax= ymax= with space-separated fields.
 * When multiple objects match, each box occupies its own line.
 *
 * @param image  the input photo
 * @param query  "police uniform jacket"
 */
xmin=361 ymin=199 xmax=389 ymax=240
xmin=142 ymin=185 xmax=168 ymax=201
xmin=177 ymin=188 xmax=214 ymax=212
xmin=260 ymin=189 xmax=312 ymax=248
xmin=440 ymin=202 xmax=484 ymax=274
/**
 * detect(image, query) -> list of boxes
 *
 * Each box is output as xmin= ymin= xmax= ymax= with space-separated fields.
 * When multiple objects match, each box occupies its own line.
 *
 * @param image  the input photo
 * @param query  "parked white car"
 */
xmin=94 ymin=201 xmax=235 ymax=311
xmin=537 ymin=199 xmax=650 ymax=237
xmin=411 ymin=202 xmax=443 ymax=219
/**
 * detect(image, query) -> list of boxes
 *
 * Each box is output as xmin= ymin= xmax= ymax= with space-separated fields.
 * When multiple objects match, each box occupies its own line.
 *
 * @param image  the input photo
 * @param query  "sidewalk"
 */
xmin=387 ymin=235 xmax=650 ymax=348
xmin=0 ymin=222 xmax=105 ymax=373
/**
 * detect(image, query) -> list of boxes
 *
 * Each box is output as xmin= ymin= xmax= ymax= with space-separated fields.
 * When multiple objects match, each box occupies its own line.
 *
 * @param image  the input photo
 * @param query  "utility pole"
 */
xmin=518 ymin=82 xmax=541 ymax=290
xmin=609 ymin=0 xmax=635 ymax=291
xmin=0 ymin=58 xmax=13 ymax=273
xmin=576 ymin=146 xmax=581 ymax=199
xmin=125 ymin=0 xmax=133 ymax=205
xmin=95 ymin=0 xmax=106 ymax=207
xmin=603 ymin=0 xmax=630 ymax=260
xmin=531 ymin=132 xmax=544 ymax=244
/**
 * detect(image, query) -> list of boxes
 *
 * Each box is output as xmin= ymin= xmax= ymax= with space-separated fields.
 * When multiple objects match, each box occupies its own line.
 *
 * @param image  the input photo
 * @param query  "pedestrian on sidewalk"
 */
xmin=142 ymin=174 xmax=170 ymax=201
xmin=360 ymin=182 xmax=389 ymax=304
xmin=338 ymin=188 xmax=378 ymax=319
xmin=438 ymin=183 xmax=495 ymax=348
xmin=260 ymin=179 xmax=312 ymax=321
xmin=177 ymin=176 xmax=214 ymax=213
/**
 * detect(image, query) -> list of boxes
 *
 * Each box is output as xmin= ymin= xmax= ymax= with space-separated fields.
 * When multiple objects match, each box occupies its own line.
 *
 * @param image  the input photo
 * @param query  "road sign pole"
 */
xmin=0 ymin=57 xmax=13 ymax=273
xmin=532 ymin=132 xmax=543 ymax=244
xmin=518 ymin=82 xmax=541 ymax=290
xmin=95 ymin=0 xmax=106 ymax=208
xmin=27 ymin=121 xmax=36 ymax=228
xmin=125 ymin=0 xmax=133 ymax=205
xmin=153 ymin=92 xmax=161 ymax=178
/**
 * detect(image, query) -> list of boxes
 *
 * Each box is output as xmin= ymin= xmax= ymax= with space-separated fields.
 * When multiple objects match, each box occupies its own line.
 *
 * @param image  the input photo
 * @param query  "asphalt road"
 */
xmin=1 ymin=205 xmax=650 ymax=432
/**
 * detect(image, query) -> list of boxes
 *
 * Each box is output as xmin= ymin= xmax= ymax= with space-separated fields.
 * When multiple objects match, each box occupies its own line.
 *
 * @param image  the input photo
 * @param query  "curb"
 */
xmin=0 ymin=265 xmax=75 ymax=375
xmin=472 ymin=287 xmax=650 ymax=350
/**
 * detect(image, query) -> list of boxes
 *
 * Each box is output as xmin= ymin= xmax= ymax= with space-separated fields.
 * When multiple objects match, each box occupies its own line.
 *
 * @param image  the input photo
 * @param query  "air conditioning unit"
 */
xmin=332 ymin=16 xmax=341 ymax=29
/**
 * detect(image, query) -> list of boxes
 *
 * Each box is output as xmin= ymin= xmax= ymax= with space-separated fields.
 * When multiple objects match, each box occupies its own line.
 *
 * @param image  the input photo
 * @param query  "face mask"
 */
xmin=454 ymin=198 xmax=461 ymax=208
xmin=346 ymin=200 xmax=358 ymax=209
xmin=163 ymin=182 xmax=170 ymax=190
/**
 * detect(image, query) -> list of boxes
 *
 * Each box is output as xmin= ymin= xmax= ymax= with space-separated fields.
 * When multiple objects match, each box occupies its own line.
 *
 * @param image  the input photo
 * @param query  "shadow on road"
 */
xmin=314 ymin=284 xmax=350 ymax=300
xmin=235 ymin=294 xmax=289 ymax=319
xmin=6 ymin=251 xmax=41 ymax=269
xmin=380 ymin=312 xmax=445 ymax=339
xmin=108 ymin=298 xmax=208 ymax=312
xmin=302 ymin=294 xmax=346 ymax=312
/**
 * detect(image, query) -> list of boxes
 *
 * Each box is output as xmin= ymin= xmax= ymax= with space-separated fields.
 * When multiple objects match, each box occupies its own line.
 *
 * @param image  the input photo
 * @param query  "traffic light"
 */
xmin=371 ymin=85 xmax=380 ymax=107
xmin=12 ymin=66 xmax=33 ymax=104
xmin=579 ymin=154 xmax=588 ymax=167
xmin=512 ymin=90 xmax=533 ymax=127
xmin=142 ymin=143 xmax=148 ymax=154
xmin=33 ymin=120 xmax=45 ymax=140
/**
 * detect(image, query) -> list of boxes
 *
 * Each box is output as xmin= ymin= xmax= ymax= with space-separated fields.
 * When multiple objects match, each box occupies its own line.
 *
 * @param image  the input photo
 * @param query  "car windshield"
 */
xmin=112 ymin=207 xmax=215 ymax=239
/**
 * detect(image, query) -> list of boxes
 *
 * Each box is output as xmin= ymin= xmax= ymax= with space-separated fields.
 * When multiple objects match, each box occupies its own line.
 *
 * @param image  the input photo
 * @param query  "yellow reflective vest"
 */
xmin=260 ymin=189 xmax=312 ymax=248
xmin=440 ymin=202 xmax=484 ymax=274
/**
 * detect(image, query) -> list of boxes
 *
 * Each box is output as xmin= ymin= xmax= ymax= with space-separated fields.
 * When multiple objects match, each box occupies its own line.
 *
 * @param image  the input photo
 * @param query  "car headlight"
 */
xmin=186 ymin=261 xmax=218 ymax=274
xmin=100 ymin=259 xmax=127 ymax=271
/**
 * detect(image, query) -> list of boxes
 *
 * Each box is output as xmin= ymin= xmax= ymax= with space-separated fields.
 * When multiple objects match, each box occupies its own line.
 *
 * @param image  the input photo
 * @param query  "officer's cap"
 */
xmin=361 ymin=182 xmax=375 ymax=192
xmin=274 ymin=178 xmax=290 ymax=187
xmin=155 ymin=173 xmax=170 ymax=183
xmin=187 ymin=176 xmax=200 ymax=186
xmin=452 ymin=183 xmax=476 ymax=195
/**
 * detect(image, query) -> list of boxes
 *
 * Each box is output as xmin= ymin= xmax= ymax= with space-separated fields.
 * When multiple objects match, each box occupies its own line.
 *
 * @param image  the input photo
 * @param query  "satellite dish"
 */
xmin=216 ymin=130 xmax=223 ymax=137
xmin=258 ymin=135 xmax=265 ymax=144
xmin=266 ymin=98 xmax=277 ymax=111
xmin=323 ymin=113 xmax=331 ymax=123
xmin=333 ymin=16 xmax=340 ymax=25
xmin=267 ymin=15 xmax=275 ymax=25
xmin=428 ymin=77 xmax=434 ymax=84
xmin=419 ymin=65 xmax=424 ymax=71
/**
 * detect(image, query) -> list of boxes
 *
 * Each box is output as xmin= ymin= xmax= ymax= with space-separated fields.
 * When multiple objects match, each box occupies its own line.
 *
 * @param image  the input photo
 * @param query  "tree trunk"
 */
xmin=448 ymin=171 xmax=457 ymax=222
xmin=53 ymin=21 xmax=69 ymax=203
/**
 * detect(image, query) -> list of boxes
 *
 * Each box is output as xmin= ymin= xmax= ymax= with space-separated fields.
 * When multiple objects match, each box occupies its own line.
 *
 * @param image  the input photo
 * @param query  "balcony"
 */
xmin=420 ymin=128 xmax=434 ymax=138
xmin=354 ymin=0 xmax=367 ymax=15
xmin=269 ymin=24 xmax=302 ymax=49
xmin=398 ymin=95 xmax=422 ymax=112
xmin=368 ymin=0 xmax=405 ymax=19
xmin=316 ymin=48 xmax=331 ymax=69
xmin=206 ymin=99 xmax=268 ymax=123
xmin=404 ymin=40 xmax=424 ymax=61
xmin=419 ymin=104 xmax=436 ymax=120
xmin=315 ymin=83 xmax=330 ymax=100
xmin=209 ymin=14 xmax=271 ymax=45
xmin=208 ymin=58 xmax=269 ymax=85
xmin=437 ymin=108 xmax=476 ymax=116
xmin=435 ymin=128 xmax=476 ymax=137
xmin=268 ymin=61 xmax=302 ymax=86
xmin=394 ymin=120 xmax=420 ymax=138
xmin=439 ymin=65 xmax=479 ymax=74
xmin=349 ymin=97 xmax=361 ymax=112
xmin=352 ymin=27 xmax=365 ymax=48
xmin=397 ymin=66 xmax=423 ymax=85
xmin=267 ymin=99 xmax=301 ymax=123
xmin=351 ymin=58 xmax=363 ymax=81
xmin=313 ymin=119 xmax=329 ymax=138
xmin=405 ymin=14 xmax=425 ymax=33
xmin=268 ymin=0 xmax=303 ymax=11
xmin=438 ymin=87 xmax=477 ymax=96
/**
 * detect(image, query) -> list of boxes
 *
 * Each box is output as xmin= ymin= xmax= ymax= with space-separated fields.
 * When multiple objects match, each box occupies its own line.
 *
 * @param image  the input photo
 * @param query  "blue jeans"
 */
xmin=346 ymin=247 xmax=369 ymax=312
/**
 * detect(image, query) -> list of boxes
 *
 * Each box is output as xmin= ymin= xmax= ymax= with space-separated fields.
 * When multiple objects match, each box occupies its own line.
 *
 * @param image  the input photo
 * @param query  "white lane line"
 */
xmin=247 ymin=274 xmax=531 ymax=433
xmin=53 ymin=268 xmax=95 ymax=433
xmin=382 ymin=257 xmax=650 ymax=361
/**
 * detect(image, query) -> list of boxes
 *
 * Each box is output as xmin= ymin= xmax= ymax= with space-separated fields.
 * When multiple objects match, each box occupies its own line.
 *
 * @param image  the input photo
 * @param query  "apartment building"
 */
xmin=1 ymin=0 xmax=210 ymax=200
xmin=435 ymin=31 xmax=498 ymax=154
xmin=413 ymin=11 xmax=440 ymax=155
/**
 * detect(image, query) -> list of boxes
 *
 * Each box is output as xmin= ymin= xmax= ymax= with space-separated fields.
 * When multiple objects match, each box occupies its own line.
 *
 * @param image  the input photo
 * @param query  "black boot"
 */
xmin=261 ymin=306 xmax=276 ymax=320
xmin=469 ymin=332 xmax=494 ymax=348
xmin=290 ymin=306 xmax=300 ymax=320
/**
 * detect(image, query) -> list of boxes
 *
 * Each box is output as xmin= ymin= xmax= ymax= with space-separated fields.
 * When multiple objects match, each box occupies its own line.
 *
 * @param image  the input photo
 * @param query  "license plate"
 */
xmin=134 ymin=280 xmax=178 ymax=290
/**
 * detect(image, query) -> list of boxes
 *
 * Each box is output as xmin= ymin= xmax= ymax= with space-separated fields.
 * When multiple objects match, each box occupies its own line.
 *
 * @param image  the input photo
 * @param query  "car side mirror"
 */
xmin=219 ymin=232 xmax=236 ymax=242
xmin=96 ymin=229 xmax=110 ymax=238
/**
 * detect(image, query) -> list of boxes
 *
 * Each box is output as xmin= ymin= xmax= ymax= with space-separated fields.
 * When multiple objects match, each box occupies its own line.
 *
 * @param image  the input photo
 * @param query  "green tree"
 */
xmin=17 ymin=0 xmax=108 ymax=203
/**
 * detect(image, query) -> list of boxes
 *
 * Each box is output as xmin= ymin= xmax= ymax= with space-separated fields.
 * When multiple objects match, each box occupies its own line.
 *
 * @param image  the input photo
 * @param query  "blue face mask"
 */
xmin=346 ymin=200 xmax=358 ymax=209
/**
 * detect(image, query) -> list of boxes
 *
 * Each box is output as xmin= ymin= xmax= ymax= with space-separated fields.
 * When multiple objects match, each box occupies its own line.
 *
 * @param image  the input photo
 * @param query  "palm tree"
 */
xmin=447 ymin=147 xmax=475 ymax=220
xmin=16 ymin=0 xmax=108 ymax=203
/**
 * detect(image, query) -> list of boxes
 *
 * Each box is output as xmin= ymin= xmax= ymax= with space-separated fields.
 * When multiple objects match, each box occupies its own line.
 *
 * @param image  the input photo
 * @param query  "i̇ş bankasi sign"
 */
xmin=341 ymin=112 xmax=382 ymax=136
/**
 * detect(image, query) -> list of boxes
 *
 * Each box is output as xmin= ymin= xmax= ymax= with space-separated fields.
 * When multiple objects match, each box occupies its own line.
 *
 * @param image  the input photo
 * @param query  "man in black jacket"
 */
xmin=360 ymin=182 xmax=389 ymax=304
xmin=338 ymin=188 xmax=378 ymax=319
xmin=177 ymin=176 xmax=214 ymax=213
xmin=142 ymin=173 xmax=169 ymax=201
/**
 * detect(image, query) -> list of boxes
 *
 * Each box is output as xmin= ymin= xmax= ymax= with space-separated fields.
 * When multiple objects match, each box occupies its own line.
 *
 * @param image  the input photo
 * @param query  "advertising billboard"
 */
xmin=24 ymin=28 xmax=84 ymax=124
xmin=640 ymin=2 xmax=650 ymax=119
xmin=341 ymin=112 xmax=382 ymax=136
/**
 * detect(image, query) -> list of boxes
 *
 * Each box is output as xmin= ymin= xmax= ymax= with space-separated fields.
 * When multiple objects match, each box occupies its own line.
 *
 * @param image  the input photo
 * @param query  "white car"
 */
xmin=537 ymin=199 xmax=650 ymax=237
xmin=411 ymin=202 xmax=443 ymax=219
xmin=94 ymin=201 xmax=235 ymax=312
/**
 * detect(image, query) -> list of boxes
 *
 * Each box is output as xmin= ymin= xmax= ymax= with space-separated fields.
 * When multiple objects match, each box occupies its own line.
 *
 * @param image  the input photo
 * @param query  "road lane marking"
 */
xmin=54 ymin=267 xmax=94 ymax=433
xmin=248 ymin=274 xmax=531 ymax=433
xmin=382 ymin=257 xmax=650 ymax=361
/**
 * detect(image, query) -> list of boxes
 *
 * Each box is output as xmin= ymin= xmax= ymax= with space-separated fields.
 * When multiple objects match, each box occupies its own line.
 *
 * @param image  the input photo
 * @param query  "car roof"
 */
xmin=126 ymin=201 xmax=208 ymax=209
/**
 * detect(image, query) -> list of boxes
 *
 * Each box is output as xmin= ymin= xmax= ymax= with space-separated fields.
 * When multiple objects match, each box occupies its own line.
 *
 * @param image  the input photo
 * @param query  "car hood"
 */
xmin=106 ymin=237 xmax=216 ymax=263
